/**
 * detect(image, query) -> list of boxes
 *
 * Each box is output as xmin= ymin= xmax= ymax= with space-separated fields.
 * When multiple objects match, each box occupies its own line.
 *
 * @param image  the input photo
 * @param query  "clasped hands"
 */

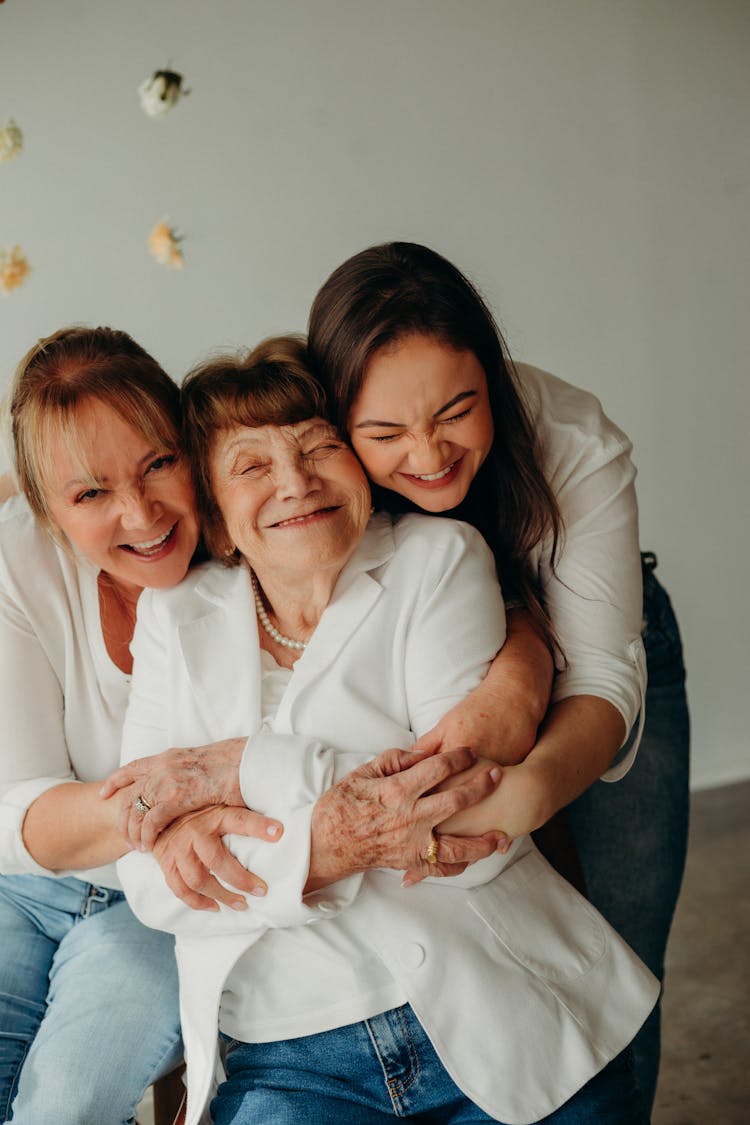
xmin=100 ymin=740 xmax=518 ymax=912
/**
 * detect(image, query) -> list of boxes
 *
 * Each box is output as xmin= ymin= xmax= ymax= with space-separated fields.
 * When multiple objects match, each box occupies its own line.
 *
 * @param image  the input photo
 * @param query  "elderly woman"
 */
xmin=118 ymin=336 xmax=658 ymax=1125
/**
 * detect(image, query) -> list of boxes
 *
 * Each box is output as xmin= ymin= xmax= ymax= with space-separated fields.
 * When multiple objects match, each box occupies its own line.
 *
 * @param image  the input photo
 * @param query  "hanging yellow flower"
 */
xmin=0 ymin=119 xmax=23 ymax=163
xmin=0 ymin=246 xmax=31 ymax=294
xmin=147 ymin=221 xmax=185 ymax=269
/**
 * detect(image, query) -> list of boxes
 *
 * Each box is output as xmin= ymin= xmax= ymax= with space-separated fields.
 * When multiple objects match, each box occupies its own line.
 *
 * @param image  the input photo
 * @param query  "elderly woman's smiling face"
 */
xmin=209 ymin=418 xmax=372 ymax=581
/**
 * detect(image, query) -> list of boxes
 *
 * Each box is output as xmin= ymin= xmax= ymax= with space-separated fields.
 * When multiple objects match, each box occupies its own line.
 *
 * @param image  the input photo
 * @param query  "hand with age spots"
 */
xmin=101 ymin=738 xmax=274 ymax=850
xmin=305 ymin=744 xmax=503 ymax=892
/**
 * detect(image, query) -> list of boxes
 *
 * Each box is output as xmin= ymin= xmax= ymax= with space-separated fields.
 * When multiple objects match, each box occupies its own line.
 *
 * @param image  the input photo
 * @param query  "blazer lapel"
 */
xmin=177 ymin=564 xmax=263 ymax=741
xmin=275 ymin=515 xmax=395 ymax=729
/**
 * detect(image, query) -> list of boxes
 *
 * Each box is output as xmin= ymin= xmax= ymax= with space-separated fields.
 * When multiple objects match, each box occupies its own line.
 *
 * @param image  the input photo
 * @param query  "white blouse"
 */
xmin=0 ymin=495 xmax=129 ymax=886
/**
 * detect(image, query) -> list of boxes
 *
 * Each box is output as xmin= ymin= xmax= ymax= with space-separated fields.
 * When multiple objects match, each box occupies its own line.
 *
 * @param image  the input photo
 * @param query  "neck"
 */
xmin=97 ymin=572 xmax=142 ymax=674
xmin=99 ymin=571 xmax=143 ymax=608
xmin=249 ymin=563 xmax=338 ymax=639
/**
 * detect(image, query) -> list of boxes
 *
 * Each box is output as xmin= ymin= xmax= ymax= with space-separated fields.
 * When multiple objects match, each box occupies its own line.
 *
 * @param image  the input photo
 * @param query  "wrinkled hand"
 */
xmin=100 ymin=738 xmax=248 ymax=849
xmin=307 ymin=745 xmax=502 ymax=891
xmin=152 ymin=804 xmax=283 ymax=912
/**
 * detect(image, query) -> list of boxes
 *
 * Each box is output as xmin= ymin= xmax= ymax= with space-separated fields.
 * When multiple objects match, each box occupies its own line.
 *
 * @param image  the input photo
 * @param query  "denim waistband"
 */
xmin=640 ymin=551 xmax=686 ymax=684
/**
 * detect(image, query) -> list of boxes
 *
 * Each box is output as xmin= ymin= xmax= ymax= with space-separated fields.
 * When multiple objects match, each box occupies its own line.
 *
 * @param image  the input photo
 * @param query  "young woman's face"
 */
xmin=45 ymin=398 xmax=199 ymax=597
xmin=348 ymin=335 xmax=494 ymax=512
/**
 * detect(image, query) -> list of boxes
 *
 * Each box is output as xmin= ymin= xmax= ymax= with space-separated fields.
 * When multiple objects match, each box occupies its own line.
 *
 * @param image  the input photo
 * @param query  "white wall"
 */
xmin=2 ymin=0 xmax=748 ymax=788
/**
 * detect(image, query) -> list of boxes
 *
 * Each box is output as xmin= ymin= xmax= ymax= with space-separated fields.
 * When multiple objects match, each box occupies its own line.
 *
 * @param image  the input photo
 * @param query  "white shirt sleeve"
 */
xmin=525 ymin=367 xmax=646 ymax=778
xmin=0 ymin=518 xmax=76 ymax=876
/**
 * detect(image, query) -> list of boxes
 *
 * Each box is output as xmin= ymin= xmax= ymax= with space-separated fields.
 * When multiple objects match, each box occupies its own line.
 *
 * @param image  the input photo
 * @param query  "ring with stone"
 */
xmin=134 ymin=794 xmax=152 ymax=815
xmin=425 ymin=832 xmax=439 ymax=865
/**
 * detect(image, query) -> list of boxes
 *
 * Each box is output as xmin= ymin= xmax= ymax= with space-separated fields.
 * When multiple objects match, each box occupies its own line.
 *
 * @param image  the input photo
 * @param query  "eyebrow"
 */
xmin=61 ymin=450 xmax=160 ymax=491
xmin=353 ymin=390 xmax=477 ymax=430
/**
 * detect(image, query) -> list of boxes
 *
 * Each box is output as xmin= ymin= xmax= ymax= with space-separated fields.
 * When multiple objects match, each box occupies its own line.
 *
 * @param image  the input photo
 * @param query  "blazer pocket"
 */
xmin=469 ymin=848 xmax=607 ymax=983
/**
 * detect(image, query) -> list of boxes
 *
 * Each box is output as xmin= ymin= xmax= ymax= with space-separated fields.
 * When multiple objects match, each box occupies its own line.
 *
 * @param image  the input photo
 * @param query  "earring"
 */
xmin=224 ymin=545 xmax=235 ymax=557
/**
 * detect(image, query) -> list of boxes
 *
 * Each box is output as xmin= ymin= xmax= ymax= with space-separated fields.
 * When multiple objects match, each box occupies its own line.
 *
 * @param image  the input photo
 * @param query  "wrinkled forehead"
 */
xmin=215 ymin=416 xmax=338 ymax=454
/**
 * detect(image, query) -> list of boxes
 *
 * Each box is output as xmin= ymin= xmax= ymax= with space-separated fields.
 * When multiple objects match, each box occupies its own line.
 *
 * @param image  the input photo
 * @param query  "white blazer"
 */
xmin=118 ymin=514 xmax=658 ymax=1125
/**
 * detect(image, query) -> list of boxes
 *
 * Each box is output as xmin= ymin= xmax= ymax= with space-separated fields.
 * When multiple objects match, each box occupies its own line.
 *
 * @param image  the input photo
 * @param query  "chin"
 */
xmin=405 ymin=483 xmax=469 ymax=513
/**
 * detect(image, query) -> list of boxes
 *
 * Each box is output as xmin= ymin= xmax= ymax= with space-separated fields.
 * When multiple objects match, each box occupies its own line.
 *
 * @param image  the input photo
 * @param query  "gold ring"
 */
xmin=425 ymin=832 xmax=439 ymax=865
xmin=134 ymin=794 xmax=152 ymax=815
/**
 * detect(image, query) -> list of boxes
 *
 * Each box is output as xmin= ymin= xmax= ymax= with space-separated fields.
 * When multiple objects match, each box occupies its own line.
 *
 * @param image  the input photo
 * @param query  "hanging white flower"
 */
xmin=0 ymin=119 xmax=23 ymax=163
xmin=138 ymin=70 xmax=189 ymax=118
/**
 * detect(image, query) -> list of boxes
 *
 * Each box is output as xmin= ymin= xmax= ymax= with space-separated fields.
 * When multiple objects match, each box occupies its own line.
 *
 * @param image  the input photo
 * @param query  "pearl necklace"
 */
xmin=250 ymin=571 xmax=308 ymax=651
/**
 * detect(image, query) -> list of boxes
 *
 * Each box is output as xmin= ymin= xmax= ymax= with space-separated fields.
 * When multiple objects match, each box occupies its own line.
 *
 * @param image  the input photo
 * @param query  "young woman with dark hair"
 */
xmin=307 ymin=241 xmax=690 ymax=1112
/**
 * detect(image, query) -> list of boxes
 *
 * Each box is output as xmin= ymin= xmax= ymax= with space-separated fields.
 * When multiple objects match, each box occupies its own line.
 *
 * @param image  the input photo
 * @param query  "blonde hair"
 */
xmin=6 ymin=326 xmax=182 ymax=532
xmin=181 ymin=334 xmax=328 ymax=563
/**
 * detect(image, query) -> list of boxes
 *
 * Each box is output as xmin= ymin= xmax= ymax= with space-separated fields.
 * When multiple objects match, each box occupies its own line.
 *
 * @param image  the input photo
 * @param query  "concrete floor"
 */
xmin=653 ymin=779 xmax=750 ymax=1124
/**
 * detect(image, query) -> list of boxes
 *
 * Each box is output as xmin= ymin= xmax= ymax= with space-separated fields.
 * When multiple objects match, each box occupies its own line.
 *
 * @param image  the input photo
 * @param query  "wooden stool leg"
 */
xmin=152 ymin=1064 xmax=186 ymax=1125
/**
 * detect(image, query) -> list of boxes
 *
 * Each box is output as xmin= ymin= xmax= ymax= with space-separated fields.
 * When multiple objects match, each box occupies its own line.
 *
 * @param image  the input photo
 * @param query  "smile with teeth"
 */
xmin=272 ymin=507 xmax=338 ymax=529
xmin=121 ymin=525 xmax=175 ymax=556
xmin=408 ymin=461 xmax=458 ymax=482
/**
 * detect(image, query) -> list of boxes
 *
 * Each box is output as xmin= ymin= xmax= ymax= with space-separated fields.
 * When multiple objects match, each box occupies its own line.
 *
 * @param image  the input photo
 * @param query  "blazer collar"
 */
xmin=177 ymin=564 xmax=263 ymax=740
xmin=174 ymin=514 xmax=396 ymax=736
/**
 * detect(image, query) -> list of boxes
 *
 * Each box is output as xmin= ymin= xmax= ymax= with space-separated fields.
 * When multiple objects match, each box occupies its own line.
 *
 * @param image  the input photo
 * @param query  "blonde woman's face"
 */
xmin=45 ymin=398 xmax=199 ymax=597
xmin=348 ymin=334 xmax=494 ymax=512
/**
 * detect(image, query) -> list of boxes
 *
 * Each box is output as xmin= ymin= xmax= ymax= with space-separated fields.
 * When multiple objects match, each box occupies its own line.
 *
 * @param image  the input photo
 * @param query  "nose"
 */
xmin=274 ymin=459 xmax=322 ymax=502
xmin=405 ymin=430 xmax=451 ymax=474
xmin=118 ymin=486 xmax=160 ymax=531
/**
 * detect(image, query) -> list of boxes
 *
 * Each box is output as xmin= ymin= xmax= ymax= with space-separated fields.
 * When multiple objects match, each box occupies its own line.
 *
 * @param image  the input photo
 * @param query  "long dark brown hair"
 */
xmin=308 ymin=241 xmax=562 ymax=649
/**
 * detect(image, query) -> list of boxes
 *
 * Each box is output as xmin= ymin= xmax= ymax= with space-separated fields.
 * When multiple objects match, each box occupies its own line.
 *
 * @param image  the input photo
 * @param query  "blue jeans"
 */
xmin=567 ymin=554 xmax=690 ymax=1114
xmin=0 ymin=873 xmax=182 ymax=1125
xmin=212 ymin=1004 xmax=646 ymax=1123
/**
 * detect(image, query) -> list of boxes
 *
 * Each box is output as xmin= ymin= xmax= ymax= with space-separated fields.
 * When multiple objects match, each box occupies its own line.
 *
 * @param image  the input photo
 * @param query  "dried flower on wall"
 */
xmin=0 ymin=119 xmax=23 ymax=163
xmin=0 ymin=246 xmax=31 ymax=294
xmin=138 ymin=70 xmax=189 ymax=118
xmin=147 ymin=221 xmax=184 ymax=269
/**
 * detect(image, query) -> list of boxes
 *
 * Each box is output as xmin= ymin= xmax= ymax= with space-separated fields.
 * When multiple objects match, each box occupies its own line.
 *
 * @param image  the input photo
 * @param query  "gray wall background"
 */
xmin=2 ymin=0 xmax=748 ymax=789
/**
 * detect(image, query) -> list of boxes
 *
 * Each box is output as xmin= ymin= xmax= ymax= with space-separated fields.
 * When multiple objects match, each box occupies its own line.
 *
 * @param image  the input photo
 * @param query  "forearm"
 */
xmin=439 ymin=695 xmax=625 ymax=839
xmin=522 ymin=694 xmax=626 ymax=808
xmin=414 ymin=608 xmax=553 ymax=768
xmin=480 ymin=608 xmax=553 ymax=763
xmin=22 ymin=780 xmax=129 ymax=871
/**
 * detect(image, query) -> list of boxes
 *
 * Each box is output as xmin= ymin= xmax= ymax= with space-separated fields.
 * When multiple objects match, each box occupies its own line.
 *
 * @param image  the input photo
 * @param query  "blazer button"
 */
xmin=399 ymin=942 xmax=426 ymax=969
